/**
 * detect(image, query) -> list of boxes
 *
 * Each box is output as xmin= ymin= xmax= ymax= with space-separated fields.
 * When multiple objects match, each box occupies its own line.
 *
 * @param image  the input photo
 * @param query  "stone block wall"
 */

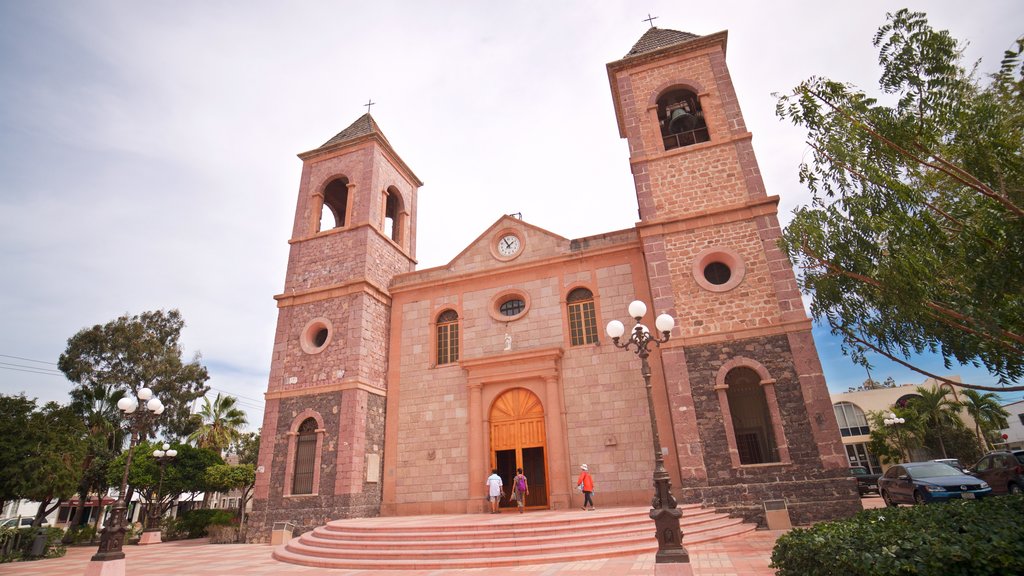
xmin=678 ymin=333 xmax=861 ymax=525
xmin=248 ymin=390 xmax=385 ymax=542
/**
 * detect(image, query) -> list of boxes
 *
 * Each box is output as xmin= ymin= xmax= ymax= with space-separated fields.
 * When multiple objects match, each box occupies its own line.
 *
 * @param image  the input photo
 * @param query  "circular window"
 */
xmin=300 ymin=318 xmax=333 ymax=354
xmin=499 ymin=299 xmax=525 ymax=317
xmin=703 ymin=262 xmax=732 ymax=285
xmin=692 ymin=247 xmax=745 ymax=292
xmin=489 ymin=290 xmax=530 ymax=321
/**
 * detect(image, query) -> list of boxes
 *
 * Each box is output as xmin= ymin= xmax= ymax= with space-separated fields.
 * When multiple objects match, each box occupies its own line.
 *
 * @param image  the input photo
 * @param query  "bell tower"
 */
xmin=607 ymin=29 xmax=860 ymax=524
xmin=250 ymin=114 xmax=422 ymax=538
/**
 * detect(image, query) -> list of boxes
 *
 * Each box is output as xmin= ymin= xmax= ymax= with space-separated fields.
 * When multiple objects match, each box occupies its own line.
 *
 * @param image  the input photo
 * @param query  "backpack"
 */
xmin=516 ymin=475 xmax=527 ymax=492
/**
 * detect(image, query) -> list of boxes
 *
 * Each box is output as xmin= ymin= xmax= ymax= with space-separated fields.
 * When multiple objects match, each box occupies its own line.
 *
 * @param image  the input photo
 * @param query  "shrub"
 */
xmin=176 ymin=509 xmax=235 ymax=539
xmin=771 ymin=495 xmax=1024 ymax=576
xmin=0 ymin=527 xmax=67 ymax=562
xmin=63 ymin=525 xmax=96 ymax=545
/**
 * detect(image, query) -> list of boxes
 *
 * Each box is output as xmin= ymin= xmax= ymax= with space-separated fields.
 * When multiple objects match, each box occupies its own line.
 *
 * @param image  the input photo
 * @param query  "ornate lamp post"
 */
xmin=140 ymin=443 xmax=176 ymax=545
xmin=86 ymin=387 xmax=164 ymax=576
xmin=606 ymin=300 xmax=689 ymax=565
xmin=883 ymin=413 xmax=907 ymax=462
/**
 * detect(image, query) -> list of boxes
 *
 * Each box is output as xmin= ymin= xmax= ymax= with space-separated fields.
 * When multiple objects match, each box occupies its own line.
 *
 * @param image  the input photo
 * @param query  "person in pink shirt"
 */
xmin=576 ymin=464 xmax=595 ymax=510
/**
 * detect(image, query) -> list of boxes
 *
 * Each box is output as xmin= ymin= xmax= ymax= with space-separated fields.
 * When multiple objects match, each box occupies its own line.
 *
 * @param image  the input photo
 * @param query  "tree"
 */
xmin=204 ymin=464 xmax=256 ymax=528
xmin=960 ymin=388 xmax=1010 ymax=452
xmin=64 ymin=383 xmax=124 ymax=538
xmin=230 ymin=430 xmax=261 ymax=467
xmin=775 ymin=10 xmax=1024 ymax=392
xmin=108 ymin=443 xmax=223 ymax=516
xmin=58 ymin=309 xmax=210 ymax=440
xmin=866 ymin=408 xmax=922 ymax=464
xmin=188 ymin=393 xmax=248 ymax=455
xmin=0 ymin=394 xmax=37 ymax=513
xmin=908 ymin=385 xmax=964 ymax=458
xmin=21 ymin=402 xmax=90 ymax=526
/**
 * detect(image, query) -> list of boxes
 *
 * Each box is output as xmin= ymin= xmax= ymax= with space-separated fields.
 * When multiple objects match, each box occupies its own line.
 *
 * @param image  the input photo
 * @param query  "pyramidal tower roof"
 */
xmin=624 ymin=27 xmax=701 ymax=58
xmin=319 ymin=113 xmax=391 ymax=149
xmin=299 ymin=112 xmax=421 ymax=185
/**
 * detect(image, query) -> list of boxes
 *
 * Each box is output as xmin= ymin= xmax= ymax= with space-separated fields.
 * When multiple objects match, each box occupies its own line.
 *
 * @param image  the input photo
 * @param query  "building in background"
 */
xmin=999 ymin=400 xmax=1024 ymax=450
xmin=830 ymin=377 xmax=980 ymax=473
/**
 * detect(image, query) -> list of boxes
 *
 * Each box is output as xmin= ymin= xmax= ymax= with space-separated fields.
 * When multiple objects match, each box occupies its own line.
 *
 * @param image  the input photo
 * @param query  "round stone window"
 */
xmin=488 ymin=290 xmax=530 ymax=322
xmin=692 ymin=247 xmax=745 ymax=292
xmin=300 ymin=318 xmax=333 ymax=354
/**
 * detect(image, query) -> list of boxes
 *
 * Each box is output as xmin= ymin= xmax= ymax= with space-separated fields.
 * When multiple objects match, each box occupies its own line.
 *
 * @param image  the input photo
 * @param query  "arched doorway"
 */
xmin=490 ymin=388 xmax=548 ymax=509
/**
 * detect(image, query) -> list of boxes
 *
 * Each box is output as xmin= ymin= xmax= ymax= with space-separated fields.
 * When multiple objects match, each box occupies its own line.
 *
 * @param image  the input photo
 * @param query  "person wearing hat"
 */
xmin=576 ymin=464 xmax=595 ymax=510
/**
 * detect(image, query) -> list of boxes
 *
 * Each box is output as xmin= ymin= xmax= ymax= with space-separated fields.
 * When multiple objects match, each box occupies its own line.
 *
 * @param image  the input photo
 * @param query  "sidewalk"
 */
xmin=2 ymin=498 xmax=890 ymax=576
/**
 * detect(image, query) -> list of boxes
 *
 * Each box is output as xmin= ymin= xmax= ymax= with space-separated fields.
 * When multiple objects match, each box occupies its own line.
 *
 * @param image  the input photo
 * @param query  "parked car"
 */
xmin=849 ymin=466 xmax=881 ymax=495
xmin=879 ymin=461 xmax=991 ymax=506
xmin=968 ymin=451 xmax=1024 ymax=495
xmin=931 ymin=458 xmax=965 ymax=472
xmin=0 ymin=517 xmax=47 ymax=529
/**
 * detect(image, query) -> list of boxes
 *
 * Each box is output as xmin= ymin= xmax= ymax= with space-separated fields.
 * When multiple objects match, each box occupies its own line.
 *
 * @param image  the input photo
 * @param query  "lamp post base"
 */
xmin=84 ymin=557 xmax=125 ymax=576
xmin=654 ymin=562 xmax=694 ymax=575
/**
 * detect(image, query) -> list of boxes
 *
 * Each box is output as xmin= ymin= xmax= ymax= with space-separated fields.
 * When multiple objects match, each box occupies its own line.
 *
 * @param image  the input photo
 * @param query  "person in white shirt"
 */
xmin=485 ymin=468 xmax=503 ymax=514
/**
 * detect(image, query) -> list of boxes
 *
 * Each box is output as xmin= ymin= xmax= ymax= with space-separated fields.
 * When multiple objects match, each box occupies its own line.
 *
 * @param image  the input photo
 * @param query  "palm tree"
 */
xmin=910 ymin=385 xmax=964 ymax=458
xmin=188 ymin=393 xmax=248 ymax=455
xmin=960 ymin=389 xmax=1010 ymax=452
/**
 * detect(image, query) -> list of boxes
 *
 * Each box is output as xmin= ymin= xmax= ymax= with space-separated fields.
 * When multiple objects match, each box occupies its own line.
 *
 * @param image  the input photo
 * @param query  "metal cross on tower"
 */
xmin=364 ymin=99 xmax=376 ymax=114
xmin=643 ymin=14 xmax=658 ymax=28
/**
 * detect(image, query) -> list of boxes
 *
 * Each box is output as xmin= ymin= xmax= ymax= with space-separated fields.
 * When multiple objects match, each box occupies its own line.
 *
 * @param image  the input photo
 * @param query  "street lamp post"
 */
xmin=883 ymin=413 xmax=907 ymax=462
xmin=86 ymin=387 xmax=165 ymax=576
xmin=140 ymin=443 xmax=176 ymax=545
xmin=606 ymin=300 xmax=689 ymax=565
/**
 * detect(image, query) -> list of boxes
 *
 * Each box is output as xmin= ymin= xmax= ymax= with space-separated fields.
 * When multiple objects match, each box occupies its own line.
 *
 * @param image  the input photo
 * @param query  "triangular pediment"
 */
xmin=391 ymin=215 xmax=640 ymax=290
xmin=444 ymin=215 xmax=569 ymax=273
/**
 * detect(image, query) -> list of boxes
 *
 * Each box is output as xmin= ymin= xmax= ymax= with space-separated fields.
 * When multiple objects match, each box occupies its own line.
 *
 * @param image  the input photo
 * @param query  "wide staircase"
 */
xmin=273 ymin=504 xmax=757 ymax=570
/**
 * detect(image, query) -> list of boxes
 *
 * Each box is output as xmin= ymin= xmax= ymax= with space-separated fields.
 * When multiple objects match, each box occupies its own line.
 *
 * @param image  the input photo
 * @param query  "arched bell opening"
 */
xmin=657 ymin=88 xmax=709 ymax=150
xmin=319 ymin=177 xmax=350 ymax=231
xmin=489 ymin=387 xmax=549 ymax=510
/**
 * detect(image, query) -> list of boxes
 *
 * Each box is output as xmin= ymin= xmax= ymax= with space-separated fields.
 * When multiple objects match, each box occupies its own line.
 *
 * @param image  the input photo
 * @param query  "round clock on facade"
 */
xmin=497 ymin=234 xmax=522 ymax=257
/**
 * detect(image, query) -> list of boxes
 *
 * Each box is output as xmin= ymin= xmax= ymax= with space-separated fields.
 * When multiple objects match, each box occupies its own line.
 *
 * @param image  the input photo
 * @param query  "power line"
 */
xmin=0 ymin=364 xmax=66 ymax=377
xmin=0 ymin=353 xmax=57 ymax=366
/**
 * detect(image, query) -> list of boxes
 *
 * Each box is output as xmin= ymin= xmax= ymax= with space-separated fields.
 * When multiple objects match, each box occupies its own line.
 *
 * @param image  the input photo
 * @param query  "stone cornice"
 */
xmin=275 ymin=278 xmax=391 ymax=308
xmin=265 ymin=379 xmax=386 ymax=400
xmin=636 ymin=195 xmax=780 ymax=237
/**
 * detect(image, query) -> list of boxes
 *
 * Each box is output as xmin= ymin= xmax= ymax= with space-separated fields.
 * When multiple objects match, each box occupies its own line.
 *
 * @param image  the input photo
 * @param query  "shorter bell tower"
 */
xmin=249 ymin=114 xmax=422 ymax=539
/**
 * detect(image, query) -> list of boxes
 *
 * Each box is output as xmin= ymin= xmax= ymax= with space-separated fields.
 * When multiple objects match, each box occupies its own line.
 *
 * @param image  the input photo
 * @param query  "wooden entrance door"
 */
xmin=490 ymin=388 xmax=548 ymax=508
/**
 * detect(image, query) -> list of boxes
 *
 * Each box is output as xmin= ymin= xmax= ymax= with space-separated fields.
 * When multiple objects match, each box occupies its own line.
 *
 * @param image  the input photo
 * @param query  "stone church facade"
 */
xmin=249 ymin=26 xmax=861 ymax=540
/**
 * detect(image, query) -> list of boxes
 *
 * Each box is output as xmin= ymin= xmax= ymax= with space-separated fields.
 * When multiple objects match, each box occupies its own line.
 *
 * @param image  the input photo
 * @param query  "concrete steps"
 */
xmin=273 ymin=505 xmax=757 ymax=570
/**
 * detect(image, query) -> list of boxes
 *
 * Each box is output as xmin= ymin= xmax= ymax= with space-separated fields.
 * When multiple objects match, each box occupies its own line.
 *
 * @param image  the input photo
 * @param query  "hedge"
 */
xmin=771 ymin=495 xmax=1024 ymax=576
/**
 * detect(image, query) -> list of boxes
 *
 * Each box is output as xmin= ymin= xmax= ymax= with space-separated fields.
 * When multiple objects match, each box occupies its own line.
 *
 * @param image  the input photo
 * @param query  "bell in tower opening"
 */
xmin=657 ymin=88 xmax=709 ymax=150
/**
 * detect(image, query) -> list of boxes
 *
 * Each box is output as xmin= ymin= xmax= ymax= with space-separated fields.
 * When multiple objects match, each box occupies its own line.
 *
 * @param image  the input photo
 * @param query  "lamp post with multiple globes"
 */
xmin=606 ymin=300 xmax=689 ymax=565
xmin=140 ymin=443 xmax=177 ymax=545
xmin=86 ymin=387 xmax=165 ymax=576
xmin=883 ymin=413 xmax=907 ymax=462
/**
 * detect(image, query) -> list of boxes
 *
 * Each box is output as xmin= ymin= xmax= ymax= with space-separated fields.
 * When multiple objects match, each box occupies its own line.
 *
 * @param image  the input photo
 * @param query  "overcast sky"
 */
xmin=1 ymin=1 xmax=1020 ymax=430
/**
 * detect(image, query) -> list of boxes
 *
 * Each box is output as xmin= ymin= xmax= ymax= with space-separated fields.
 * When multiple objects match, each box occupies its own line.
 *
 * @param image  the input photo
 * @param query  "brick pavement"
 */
xmin=0 ymin=498 xmax=890 ymax=576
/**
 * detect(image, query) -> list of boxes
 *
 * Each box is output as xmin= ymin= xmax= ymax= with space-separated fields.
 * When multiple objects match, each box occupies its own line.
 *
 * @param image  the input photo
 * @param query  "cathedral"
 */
xmin=249 ymin=25 xmax=861 ymax=539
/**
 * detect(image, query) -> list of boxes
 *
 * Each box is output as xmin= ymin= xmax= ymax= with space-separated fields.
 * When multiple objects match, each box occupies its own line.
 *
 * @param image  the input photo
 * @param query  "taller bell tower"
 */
xmin=607 ymin=28 xmax=861 ymax=524
xmin=250 ymin=114 xmax=421 ymax=537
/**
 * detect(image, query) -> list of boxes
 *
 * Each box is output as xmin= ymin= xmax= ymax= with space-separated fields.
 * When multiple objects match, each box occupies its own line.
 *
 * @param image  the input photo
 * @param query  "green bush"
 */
xmin=0 ymin=527 xmax=67 ymax=562
xmin=63 ymin=524 xmax=96 ymax=545
xmin=771 ymin=495 xmax=1024 ymax=576
xmin=176 ymin=509 xmax=235 ymax=539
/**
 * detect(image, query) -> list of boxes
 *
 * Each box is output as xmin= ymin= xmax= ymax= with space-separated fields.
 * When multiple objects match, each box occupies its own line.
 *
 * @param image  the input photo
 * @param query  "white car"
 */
xmin=0 ymin=517 xmax=47 ymax=529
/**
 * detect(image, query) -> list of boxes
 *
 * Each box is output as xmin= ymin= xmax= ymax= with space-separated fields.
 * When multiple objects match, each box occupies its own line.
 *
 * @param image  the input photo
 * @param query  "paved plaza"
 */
xmin=2 ymin=498 xmax=884 ymax=576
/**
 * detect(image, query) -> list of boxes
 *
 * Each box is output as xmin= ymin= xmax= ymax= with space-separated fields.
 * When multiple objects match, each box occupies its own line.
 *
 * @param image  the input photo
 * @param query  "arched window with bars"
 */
xmin=436 ymin=309 xmax=459 ymax=365
xmin=292 ymin=418 xmax=318 ymax=495
xmin=566 ymin=288 xmax=598 ymax=346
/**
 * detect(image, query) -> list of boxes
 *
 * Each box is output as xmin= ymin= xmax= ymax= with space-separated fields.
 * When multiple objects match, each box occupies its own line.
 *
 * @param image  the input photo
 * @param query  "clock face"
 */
xmin=497 ymin=234 xmax=522 ymax=257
